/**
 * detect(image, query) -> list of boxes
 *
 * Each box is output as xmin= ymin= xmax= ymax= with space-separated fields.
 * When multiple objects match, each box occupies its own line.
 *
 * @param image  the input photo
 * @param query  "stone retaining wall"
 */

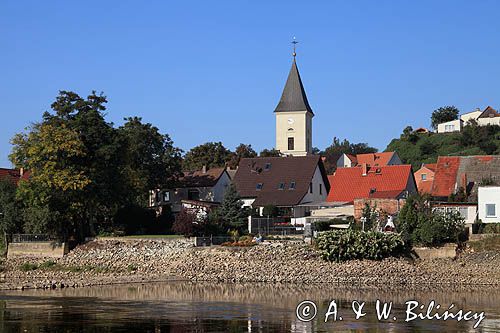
xmin=413 ymin=243 xmax=457 ymax=259
xmin=7 ymin=242 xmax=69 ymax=258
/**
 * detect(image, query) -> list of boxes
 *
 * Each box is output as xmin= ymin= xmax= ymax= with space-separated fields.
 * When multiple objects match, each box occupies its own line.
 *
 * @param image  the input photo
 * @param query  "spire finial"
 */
xmin=291 ymin=36 xmax=298 ymax=61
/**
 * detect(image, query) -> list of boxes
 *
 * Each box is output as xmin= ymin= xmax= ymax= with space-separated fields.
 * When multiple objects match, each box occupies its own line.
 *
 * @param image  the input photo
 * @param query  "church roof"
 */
xmin=274 ymin=61 xmax=314 ymax=115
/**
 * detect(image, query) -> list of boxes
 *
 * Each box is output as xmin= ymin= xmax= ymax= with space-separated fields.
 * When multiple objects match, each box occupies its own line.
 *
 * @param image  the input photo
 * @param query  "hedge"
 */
xmin=316 ymin=230 xmax=405 ymax=262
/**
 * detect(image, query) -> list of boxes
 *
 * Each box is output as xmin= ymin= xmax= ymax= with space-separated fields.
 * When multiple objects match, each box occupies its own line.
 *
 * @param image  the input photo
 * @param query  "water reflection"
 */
xmin=0 ymin=282 xmax=498 ymax=332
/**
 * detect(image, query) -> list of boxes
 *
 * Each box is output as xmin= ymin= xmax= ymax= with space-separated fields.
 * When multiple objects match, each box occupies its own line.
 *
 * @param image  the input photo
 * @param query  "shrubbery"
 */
xmin=398 ymin=194 xmax=465 ymax=246
xmin=315 ymin=230 xmax=405 ymax=262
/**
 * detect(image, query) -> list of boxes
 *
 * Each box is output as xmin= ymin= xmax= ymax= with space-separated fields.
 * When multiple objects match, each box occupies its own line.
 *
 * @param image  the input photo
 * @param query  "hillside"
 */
xmin=385 ymin=124 xmax=500 ymax=169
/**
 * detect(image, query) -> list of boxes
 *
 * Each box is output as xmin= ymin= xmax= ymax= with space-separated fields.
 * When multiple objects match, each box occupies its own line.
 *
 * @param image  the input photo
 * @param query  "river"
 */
xmin=0 ymin=282 xmax=499 ymax=332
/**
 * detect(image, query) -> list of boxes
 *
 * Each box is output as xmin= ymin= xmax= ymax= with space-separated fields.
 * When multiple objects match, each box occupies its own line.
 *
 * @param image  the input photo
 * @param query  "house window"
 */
xmin=288 ymin=137 xmax=294 ymax=150
xmin=188 ymin=189 xmax=200 ymax=201
xmin=163 ymin=191 xmax=170 ymax=202
xmin=320 ymin=184 xmax=323 ymax=195
xmin=278 ymin=182 xmax=285 ymax=190
xmin=264 ymin=163 xmax=272 ymax=170
xmin=155 ymin=191 xmax=161 ymax=203
xmin=289 ymin=181 xmax=296 ymax=190
xmin=486 ymin=204 xmax=496 ymax=217
xmin=421 ymin=174 xmax=427 ymax=180
xmin=256 ymin=183 xmax=263 ymax=191
xmin=309 ymin=182 xmax=313 ymax=194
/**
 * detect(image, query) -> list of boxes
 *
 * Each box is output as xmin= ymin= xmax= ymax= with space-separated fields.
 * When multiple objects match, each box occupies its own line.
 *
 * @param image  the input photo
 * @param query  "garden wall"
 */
xmin=7 ymin=242 xmax=68 ymax=258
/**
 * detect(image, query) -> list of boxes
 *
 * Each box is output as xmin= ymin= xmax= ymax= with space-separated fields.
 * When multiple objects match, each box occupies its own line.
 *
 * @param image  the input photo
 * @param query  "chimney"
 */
xmin=19 ymin=167 xmax=24 ymax=177
xmin=362 ymin=163 xmax=368 ymax=176
xmin=202 ymin=165 xmax=207 ymax=174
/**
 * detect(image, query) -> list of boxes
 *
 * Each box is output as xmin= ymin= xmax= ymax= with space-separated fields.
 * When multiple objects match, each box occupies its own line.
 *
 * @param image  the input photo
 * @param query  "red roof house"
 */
xmin=327 ymin=164 xmax=417 ymax=202
xmin=414 ymin=163 xmax=437 ymax=194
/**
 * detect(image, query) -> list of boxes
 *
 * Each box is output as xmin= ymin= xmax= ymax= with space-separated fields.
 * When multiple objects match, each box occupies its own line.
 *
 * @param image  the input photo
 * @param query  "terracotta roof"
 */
xmin=233 ymin=156 xmax=329 ymax=206
xmin=327 ymin=165 xmax=414 ymax=202
xmin=418 ymin=181 xmax=433 ymax=194
xmin=0 ymin=168 xmax=29 ymax=185
xmin=430 ymin=155 xmax=500 ymax=198
xmin=356 ymin=152 xmax=395 ymax=167
xmin=430 ymin=157 xmax=461 ymax=197
xmin=478 ymin=106 xmax=500 ymax=118
xmin=176 ymin=167 xmax=226 ymax=188
xmin=345 ymin=154 xmax=357 ymax=163
xmin=423 ymin=163 xmax=437 ymax=172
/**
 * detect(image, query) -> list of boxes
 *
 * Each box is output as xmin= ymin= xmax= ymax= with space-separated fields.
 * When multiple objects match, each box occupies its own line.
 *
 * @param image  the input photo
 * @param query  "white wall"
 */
xmin=300 ymin=165 xmax=328 ymax=204
xmin=336 ymin=154 xmax=354 ymax=168
xmin=477 ymin=117 xmax=500 ymax=127
xmin=212 ymin=171 xmax=231 ymax=202
xmin=478 ymin=187 xmax=500 ymax=223
xmin=437 ymin=119 xmax=462 ymax=133
xmin=460 ymin=110 xmax=482 ymax=123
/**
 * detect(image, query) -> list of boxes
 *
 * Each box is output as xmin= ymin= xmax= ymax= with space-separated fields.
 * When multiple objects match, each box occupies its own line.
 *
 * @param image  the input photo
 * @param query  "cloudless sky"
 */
xmin=1 ymin=0 xmax=499 ymax=167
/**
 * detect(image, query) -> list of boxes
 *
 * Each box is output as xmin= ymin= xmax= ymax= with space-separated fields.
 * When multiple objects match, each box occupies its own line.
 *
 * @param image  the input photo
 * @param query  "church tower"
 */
xmin=274 ymin=42 xmax=314 ymax=156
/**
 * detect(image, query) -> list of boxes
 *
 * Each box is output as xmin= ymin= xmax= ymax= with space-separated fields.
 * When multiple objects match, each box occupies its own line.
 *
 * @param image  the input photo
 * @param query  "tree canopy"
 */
xmin=182 ymin=142 xmax=232 ymax=171
xmin=430 ymin=106 xmax=459 ymax=129
xmin=321 ymin=137 xmax=378 ymax=173
xmin=227 ymin=143 xmax=257 ymax=168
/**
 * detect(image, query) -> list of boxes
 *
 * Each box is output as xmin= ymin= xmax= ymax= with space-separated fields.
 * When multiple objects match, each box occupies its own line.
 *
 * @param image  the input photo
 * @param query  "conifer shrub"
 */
xmin=316 ymin=230 xmax=405 ymax=262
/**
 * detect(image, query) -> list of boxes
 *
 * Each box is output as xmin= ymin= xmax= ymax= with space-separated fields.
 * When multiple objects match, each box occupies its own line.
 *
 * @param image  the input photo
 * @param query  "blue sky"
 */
xmin=1 ymin=0 xmax=499 ymax=167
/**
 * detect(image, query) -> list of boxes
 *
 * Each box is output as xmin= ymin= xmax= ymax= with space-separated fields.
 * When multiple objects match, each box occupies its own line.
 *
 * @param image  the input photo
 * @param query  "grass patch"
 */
xmin=19 ymin=263 xmax=38 ymax=271
xmin=127 ymin=264 xmax=138 ymax=273
xmin=468 ymin=235 xmax=500 ymax=252
xmin=39 ymin=260 xmax=57 ymax=269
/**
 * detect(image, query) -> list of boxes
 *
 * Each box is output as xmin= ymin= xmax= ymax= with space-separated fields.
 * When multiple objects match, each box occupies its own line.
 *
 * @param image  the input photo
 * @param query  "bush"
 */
xmin=19 ymin=262 xmax=38 ymax=271
xmin=315 ymin=230 xmax=405 ymax=262
xmin=483 ymin=223 xmax=500 ymax=234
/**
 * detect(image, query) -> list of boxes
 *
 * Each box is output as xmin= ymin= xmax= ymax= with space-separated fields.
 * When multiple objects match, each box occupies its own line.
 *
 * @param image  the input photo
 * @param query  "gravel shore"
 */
xmin=1 ymin=239 xmax=499 ymax=290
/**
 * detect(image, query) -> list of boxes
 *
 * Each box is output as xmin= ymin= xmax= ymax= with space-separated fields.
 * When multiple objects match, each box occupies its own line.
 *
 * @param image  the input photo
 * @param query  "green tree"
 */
xmin=119 ymin=117 xmax=182 ymax=205
xmin=218 ymin=184 xmax=247 ymax=231
xmin=227 ymin=143 xmax=257 ymax=168
xmin=183 ymin=142 xmax=232 ymax=171
xmin=0 ymin=179 xmax=23 ymax=237
xmin=431 ymin=106 xmax=459 ymax=129
xmin=259 ymin=148 xmax=281 ymax=157
xmin=321 ymin=137 xmax=377 ymax=174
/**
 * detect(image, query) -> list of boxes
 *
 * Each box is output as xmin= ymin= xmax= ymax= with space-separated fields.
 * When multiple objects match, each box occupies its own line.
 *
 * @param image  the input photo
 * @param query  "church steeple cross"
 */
xmin=292 ymin=37 xmax=298 ymax=60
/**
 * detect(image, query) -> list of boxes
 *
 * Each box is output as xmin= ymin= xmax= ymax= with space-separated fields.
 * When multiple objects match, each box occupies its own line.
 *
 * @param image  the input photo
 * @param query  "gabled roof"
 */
xmin=345 ymin=154 xmax=357 ymax=163
xmin=423 ymin=163 xmax=437 ymax=172
xmin=327 ymin=165 xmax=414 ymax=202
xmin=430 ymin=155 xmax=500 ymax=198
xmin=274 ymin=61 xmax=314 ymax=115
xmin=233 ymin=156 xmax=328 ymax=206
xmin=175 ymin=167 xmax=227 ymax=188
xmin=356 ymin=152 xmax=395 ymax=167
xmin=430 ymin=157 xmax=461 ymax=197
xmin=478 ymin=106 xmax=500 ymax=118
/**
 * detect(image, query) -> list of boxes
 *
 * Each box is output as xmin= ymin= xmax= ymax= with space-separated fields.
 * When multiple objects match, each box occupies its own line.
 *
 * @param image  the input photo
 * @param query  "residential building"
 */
xmin=478 ymin=186 xmax=500 ymax=224
xmin=274 ymin=53 xmax=313 ymax=156
xmin=437 ymin=119 xmax=463 ymax=133
xmin=336 ymin=152 xmax=401 ymax=169
xmin=150 ymin=166 xmax=231 ymax=213
xmin=327 ymin=164 xmax=417 ymax=203
xmin=436 ymin=106 xmax=500 ymax=133
xmin=430 ymin=156 xmax=500 ymax=201
xmin=414 ymin=163 xmax=437 ymax=194
xmin=432 ymin=202 xmax=478 ymax=233
xmin=232 ymin=156 xmax=330 ymax=219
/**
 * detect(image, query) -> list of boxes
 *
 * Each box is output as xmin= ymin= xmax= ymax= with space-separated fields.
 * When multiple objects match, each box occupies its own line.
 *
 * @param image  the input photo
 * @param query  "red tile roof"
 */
xmin=418 ymin=181 xmax=433 ymax=194
xmin=423 ymin=163 xmax=437 ymax=172
xmin=327 ymin=165 xmax=414 ymax=202
xmin=430 ymin=157 xmax=461 ymax=197
xmin=356 ymin=152 xmax=395 ymax=167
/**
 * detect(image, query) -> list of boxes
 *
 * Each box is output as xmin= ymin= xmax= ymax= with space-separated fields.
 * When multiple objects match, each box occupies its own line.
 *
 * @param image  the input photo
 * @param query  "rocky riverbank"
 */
xmin=1 ymin=238 xmax=499 ymax=290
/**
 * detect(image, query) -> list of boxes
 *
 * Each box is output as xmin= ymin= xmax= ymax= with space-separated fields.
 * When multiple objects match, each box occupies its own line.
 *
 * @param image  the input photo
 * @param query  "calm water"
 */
xmin=0 ymin=282 xmax=499 ymax=332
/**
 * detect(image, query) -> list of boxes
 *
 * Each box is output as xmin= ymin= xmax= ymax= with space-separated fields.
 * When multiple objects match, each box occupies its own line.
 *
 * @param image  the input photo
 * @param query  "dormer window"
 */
xmin=264 ymin=163 xmax=271 ymax=170
xmin=421 ymin=174 xmax=427 ymax=180
xmin=256 ymin=183 xmax=263 ymax=190
xmin=289 ymin=181 xmax=296 ymax=190
xmin=278 ymin=182 xmax=285 ymax=190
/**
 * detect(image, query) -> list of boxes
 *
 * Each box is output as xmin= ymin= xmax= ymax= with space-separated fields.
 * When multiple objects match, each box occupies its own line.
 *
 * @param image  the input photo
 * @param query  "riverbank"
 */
xmin=1 ymin=238 xmax=499 ymax=290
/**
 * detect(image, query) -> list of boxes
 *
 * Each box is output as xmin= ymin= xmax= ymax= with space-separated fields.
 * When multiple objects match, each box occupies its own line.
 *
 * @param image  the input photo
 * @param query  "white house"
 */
xmin=478 ymin=186 xmax=500 ymax=224
xmin=437 ymin=119 xmax=463 ymax=133
xmin=436 ymin=106 xmax=500 ymax=133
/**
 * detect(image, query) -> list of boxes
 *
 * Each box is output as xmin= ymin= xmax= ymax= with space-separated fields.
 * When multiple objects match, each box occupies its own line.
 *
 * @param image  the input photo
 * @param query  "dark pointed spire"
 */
xmin=274 ymin=60 xmax=314 ymax=115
